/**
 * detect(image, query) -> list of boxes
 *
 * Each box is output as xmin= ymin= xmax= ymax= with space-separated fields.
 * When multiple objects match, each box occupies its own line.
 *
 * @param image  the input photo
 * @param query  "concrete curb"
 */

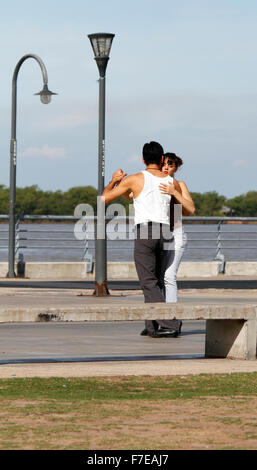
xmin=1 ymin=261 xmax=257 ymax=279
xmin=1 ymin=359 xmax=257 ymax=378
xmin=0 ymin=302 xmax=257 ymax=323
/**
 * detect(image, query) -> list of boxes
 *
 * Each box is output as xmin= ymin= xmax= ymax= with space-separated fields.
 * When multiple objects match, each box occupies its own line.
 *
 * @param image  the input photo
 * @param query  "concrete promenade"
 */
xmin=1 ymin=261 xmax=257 ymax=280
xmin=0 ymin=281 xmax=257 ymax=378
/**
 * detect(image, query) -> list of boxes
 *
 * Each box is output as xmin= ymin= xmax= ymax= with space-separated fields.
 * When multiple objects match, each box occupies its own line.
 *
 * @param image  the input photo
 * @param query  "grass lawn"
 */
xmin=0 ymin=373 xmax=257 ymax=450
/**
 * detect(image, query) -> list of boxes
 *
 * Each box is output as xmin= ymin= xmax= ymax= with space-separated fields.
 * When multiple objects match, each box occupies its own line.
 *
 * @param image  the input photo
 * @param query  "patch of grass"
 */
xmin=244 ymin=422 xmax=257 ymax=428
xmin=242 ymin=432 xmax=257 ymax=440
xmin=208 ymin=417 xmax=242 ymax=425
xmin=0 ymin=373 xmax=257 ymax=450
xmin=0 ymin=373 xmax=257 ymax=402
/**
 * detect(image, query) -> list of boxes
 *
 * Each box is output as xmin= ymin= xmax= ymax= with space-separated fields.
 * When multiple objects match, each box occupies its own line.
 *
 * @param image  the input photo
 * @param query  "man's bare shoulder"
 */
xmin=127 ymin=171 xmax=144 ymax=179
xmin=123 ymin=172 xmax=143 ymax=184
xmin=119 ymin=171 xmax=143 ymax=199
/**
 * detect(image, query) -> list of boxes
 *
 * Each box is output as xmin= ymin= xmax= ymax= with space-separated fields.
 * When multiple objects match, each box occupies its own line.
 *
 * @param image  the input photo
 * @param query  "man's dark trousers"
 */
xmin=134 ymin=222 xmax=179 ymax=333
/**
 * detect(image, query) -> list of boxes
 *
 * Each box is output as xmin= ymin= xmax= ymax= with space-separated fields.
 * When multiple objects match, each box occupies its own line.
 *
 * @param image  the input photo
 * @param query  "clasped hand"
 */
xmin=112 ymin=169 xmax=127 ymax=184
xmin=159 ymin=181 xmax=176 ymax=195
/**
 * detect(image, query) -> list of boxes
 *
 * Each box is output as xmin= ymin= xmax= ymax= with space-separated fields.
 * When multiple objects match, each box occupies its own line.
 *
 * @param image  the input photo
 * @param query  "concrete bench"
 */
xmin=0 ymin=302 xmax=256 ymax=361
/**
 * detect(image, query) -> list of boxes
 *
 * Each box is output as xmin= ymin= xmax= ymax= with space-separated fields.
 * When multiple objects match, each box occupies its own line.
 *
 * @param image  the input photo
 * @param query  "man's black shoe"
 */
xmin=151 ymin=328 xmax=179 ymax=338
xmin=140 ymin=328 xmax=156 ymax=336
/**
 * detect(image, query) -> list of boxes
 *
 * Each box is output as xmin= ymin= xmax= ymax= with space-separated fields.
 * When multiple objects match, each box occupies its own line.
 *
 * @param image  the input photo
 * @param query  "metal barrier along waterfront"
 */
xmin=0 ymin=215 xmax=257 ymax=273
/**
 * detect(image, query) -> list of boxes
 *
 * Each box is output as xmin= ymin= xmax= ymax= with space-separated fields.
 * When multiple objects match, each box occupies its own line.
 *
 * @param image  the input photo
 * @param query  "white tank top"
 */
xmin=133 ymin=170 xmax=173 ymax=225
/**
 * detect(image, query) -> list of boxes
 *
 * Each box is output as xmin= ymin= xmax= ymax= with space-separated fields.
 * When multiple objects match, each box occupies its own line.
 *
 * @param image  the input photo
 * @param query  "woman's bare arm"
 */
xmin=178 ymin=181 xmax=195 ymax=215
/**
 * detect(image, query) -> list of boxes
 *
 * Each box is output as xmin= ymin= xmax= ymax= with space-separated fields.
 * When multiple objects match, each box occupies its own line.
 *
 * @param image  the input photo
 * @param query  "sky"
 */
xmin=1 ymin=0 xmax=257 ymax=198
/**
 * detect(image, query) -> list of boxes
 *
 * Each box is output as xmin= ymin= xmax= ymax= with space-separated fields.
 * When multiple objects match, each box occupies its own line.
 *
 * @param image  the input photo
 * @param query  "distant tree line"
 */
xmin=0 ymin=184 xmax=256 ymax=217
xmin=0 ymin=184 xmax=131 ymax=216
xmin=190 ymin=190 xmax=257 ymax=217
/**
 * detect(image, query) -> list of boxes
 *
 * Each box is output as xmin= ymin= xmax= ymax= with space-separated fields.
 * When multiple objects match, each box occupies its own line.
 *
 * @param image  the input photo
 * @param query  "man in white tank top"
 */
xmin=102 ymin=141 xmax=181 ymax=337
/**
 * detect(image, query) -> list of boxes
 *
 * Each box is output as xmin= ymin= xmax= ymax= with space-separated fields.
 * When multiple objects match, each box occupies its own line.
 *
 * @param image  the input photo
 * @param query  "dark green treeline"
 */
xmin=0 ymin=184 xmax=256 ymax=217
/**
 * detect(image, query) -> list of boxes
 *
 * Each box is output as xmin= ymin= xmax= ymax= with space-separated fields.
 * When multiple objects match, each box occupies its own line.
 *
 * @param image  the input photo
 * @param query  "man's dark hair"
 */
xmin=142 ymin=141 xmax=164 ymax=165
xmin=163 ymin=152 xmax=183 ymax=169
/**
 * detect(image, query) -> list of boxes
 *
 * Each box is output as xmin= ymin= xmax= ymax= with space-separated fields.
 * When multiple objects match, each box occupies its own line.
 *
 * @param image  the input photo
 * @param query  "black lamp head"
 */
xmin=88 ymin=33 xmax=115 ymax=77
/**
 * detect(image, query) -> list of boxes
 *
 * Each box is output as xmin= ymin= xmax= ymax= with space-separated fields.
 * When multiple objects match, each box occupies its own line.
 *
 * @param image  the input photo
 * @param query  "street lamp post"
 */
xmin=88 ymin=33 xmax=115 ymax=296
xmin=7 ymin=54 xmax=57 ymax=277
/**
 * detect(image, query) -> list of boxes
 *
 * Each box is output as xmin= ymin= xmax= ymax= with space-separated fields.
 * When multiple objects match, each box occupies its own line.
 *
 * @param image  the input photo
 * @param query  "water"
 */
xmin=0 ymin=223 xmax=256 ymax=262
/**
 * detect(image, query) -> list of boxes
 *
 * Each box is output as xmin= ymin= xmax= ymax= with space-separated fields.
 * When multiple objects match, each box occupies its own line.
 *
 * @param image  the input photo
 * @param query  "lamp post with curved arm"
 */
xmin=7 ymin=54 xmax=57 ymax=277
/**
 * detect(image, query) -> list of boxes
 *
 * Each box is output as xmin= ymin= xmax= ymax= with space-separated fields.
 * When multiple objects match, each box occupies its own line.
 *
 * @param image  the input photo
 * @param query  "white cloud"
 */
xmin=46 ymin=110 xmax=96 ymax=129
xmin=21 ymin=145 xmax=67 ymax=159
xmin=233 ymin=159 xmax=246 ymax=167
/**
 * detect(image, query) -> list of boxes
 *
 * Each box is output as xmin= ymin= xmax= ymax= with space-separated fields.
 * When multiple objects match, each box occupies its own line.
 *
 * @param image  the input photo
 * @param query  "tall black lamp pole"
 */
xmin=88 ymin=33 xmax=115 ymax=296
xmin=7 ymin=54 xmax=57 ymax=277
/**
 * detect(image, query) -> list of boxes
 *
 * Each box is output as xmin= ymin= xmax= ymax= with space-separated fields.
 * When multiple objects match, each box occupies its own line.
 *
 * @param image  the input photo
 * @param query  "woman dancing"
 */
xmin=159 ymin=152 xmax=195 ymax=303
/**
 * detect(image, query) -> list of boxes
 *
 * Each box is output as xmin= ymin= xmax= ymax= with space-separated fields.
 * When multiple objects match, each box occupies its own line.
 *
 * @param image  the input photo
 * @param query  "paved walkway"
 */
xmin=0 ymin=283 xmax=256 ymax=378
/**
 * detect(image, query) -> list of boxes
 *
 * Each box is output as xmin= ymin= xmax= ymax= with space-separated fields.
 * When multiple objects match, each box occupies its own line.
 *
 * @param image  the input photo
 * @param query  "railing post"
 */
xmin=15 ymin=216 xmax=20 ymax=261
xmin=82 ymin=218 xmax=94 ymax=273
xmin=214 ymin=219 xmax=226 ymax=273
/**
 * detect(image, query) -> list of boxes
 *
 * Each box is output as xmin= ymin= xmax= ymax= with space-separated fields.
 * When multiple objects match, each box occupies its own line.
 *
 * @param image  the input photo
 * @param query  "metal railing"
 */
xmin=187 ymin=217 xmax=257 ymax=271
xmin=0 ymin=215 xmax=257 ymax=273
xmin=0 ymin=215 xmax=93 ymax=273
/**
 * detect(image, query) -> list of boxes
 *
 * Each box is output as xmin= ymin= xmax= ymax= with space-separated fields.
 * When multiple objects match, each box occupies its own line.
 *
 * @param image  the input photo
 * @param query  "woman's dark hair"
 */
xmin=163 ymin=152 xmax=183 ymax=169
xmin=143 ymin=141 xmax=164 ymax=165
